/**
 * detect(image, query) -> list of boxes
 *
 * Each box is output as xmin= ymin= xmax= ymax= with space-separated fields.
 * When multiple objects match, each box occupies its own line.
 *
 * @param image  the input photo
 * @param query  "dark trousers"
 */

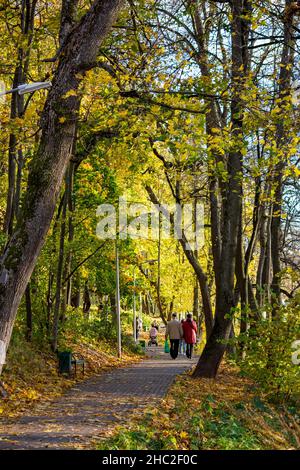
xmin=186 ymin=343 xmax=194 ymax=359
xmin=170 ymin=339 xmax=180 ymax=359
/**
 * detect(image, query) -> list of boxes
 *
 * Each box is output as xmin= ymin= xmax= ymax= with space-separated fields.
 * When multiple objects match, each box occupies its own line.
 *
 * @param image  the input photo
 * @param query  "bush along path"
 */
xmin=0 ymin=347 xmax=197 ymax=449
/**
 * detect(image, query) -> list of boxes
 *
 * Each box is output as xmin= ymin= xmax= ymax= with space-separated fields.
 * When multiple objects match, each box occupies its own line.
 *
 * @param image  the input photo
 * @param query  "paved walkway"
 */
xmin=0 ymin=347 xmax=197 ymax=449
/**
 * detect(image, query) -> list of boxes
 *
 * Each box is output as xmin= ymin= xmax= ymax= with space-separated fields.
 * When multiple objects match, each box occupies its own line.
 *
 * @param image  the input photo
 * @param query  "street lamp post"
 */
xmin=0 ymin=81 xmax=52 ymax=98
xmin=115 ymin=239 xmax=122 ymax=358
xmin=133 ymin=271 xmax=137 ymax=343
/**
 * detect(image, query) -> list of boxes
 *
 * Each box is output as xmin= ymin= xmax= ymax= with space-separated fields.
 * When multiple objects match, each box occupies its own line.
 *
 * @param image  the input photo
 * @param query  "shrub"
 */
xmin=240 ymin=300 xmax=300 ymax=403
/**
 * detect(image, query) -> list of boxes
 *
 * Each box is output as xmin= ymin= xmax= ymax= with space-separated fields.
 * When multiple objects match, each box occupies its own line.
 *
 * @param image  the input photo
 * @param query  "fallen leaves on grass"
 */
xmin=97 ymin=363 xmax=300 ymax=451
xmin=0 ymin=336 xmax=140 ymax=420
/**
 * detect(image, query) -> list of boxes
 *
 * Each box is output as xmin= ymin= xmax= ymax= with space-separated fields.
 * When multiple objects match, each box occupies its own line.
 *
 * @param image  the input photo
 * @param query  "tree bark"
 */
xmin=65 ymin=162 xmax=75 ymax=308
xmin=46 ymin=270 xmax=54 ymax=334
xmin=83 ymin=281 xmax=91 ymax=319
xmin=193 ymin=0 xmax=251 ymax=378
xmin=25 ymin=284 xmax=32 ymax=342
xmin=193 ymin=277 xmax=199 ymax=322
xmin=52 ymin=192 xmax=67 ymax=352
xmin=71 ymin=283 xmax=81 ymax=308
xmin=270 ymin=0 xmax=295 ymax=311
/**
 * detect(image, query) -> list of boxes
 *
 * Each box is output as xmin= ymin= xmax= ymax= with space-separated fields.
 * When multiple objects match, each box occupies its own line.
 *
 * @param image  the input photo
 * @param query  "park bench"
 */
xmin=71 ymin=353 xmax=85 ymax=377
xmin=57 ymin=351 xmax=85 ymax=377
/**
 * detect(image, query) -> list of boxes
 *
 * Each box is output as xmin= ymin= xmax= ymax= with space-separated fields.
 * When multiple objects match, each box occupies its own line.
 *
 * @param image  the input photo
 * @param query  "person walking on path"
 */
xmin=166 ymin=313 xmax=183 ymax=360
xmin=148 ymin=323 xmax=158 ymax=346
xmin=136 ymin=317 xmax=143 ymax=340
xmin=179 ymin=319 xmax=187 ymax=355
xmin=182 ymin=313 xmax=198 ymax=359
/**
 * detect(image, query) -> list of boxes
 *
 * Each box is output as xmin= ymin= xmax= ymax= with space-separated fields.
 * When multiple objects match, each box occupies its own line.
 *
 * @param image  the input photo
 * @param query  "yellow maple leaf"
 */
xmin=62 ymin=89 xmax=77 ymax=99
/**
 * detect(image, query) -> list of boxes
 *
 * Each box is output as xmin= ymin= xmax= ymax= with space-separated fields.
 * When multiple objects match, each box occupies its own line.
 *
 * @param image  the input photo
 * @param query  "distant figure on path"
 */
xmin=179 ymin=319 xmax=187 ymax=355
xmin=182 ymin=313 xmax=197 ymax=359
xmin=148 ymin=323 xmax=158 ymax=346
xmin=136 ymin=317 xmax=143 ymax=340
xmin=166 ymin=313 xmax=183 ymax=360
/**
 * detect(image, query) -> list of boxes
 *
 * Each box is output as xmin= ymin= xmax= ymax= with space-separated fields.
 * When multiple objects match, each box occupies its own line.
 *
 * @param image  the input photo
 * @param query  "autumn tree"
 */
xmin=0 ymin=0 xmax=125 ymax=374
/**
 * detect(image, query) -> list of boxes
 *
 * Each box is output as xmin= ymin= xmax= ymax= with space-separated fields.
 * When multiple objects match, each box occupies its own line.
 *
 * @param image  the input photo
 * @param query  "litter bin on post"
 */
xmin=139 ymin=340 xmax=146 ymax=352
xmin=58 ymin=351 xmax=72 ymax=375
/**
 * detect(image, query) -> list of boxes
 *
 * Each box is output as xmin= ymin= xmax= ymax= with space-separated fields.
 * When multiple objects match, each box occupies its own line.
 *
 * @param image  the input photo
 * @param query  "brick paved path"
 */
xmin=0 ymin=347 xmax=197 ymax=449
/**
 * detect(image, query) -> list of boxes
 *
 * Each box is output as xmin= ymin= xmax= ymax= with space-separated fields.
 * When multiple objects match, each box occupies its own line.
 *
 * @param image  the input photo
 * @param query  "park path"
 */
xmin=0 ymin=347 xmax=197 ymax=450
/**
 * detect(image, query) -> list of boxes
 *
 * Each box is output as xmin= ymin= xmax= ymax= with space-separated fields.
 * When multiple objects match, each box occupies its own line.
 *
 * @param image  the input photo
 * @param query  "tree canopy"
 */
xmin=0 ymin=0 xmax=299 ymax=394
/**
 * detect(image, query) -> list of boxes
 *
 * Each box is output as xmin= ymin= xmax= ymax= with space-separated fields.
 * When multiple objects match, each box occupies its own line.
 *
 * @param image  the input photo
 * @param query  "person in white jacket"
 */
xmin=165 ymin=313 xmax=183 ymax=359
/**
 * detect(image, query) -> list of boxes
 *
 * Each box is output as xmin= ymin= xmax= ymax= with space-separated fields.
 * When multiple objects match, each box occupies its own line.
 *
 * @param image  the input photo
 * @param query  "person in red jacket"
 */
xmin=182 ymin=313 xmax=198 ymax=359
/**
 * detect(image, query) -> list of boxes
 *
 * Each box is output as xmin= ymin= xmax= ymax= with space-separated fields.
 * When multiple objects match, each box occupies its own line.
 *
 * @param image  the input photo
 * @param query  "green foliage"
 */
xmin=201 ymin=401 xmax=260 ymax=450
xmin=57 ymin=307 xmax=147 ymax=356
xmin=239 ymin=301 xmax=300 ymax=403
xmin=1 ymin=1 xmax=300 ymax=447
xmin=60 ymin=309 xmax=118 ymax=343
xmin=98 ymin=424 xmax=177 ymax=451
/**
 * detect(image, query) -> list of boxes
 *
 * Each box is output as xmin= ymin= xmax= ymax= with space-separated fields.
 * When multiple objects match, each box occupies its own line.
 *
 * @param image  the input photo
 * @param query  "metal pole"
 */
xmin=115 ymin=239 xmax=122 ymax=358
xmin=0 ymin=87 xmax=18 ymax=97
xmin=133 ymin=270 xmax=137 ymax=342
xmin=0 ymin=82 xmax=52 ymax=98
xmin=139 ymin=292 xmax=143 ymax=334
xmin=139 ymin=292 xmax=142 ymax=318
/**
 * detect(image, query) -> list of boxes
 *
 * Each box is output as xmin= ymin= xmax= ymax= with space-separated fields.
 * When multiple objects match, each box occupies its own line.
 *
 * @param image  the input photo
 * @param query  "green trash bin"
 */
xmin=58 ymin=351 xmax=72 ymax=375
xmin=139 ymin=340 xmax=146 ymax=351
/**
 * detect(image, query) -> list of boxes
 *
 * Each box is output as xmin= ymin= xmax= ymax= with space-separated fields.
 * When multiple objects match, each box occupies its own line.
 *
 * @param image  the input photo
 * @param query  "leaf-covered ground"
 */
xmin=98 ymin=363 xmax=300 ymax=450
xmin=0 ymin=347 xmax=195 ymax=449
xmin=1 ymin=334 xmax=299 ymax=451
xmin=0 ymin=334 xmax=140 ymax=419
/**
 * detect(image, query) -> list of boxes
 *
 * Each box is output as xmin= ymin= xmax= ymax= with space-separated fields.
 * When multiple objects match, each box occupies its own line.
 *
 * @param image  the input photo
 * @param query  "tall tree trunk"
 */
xmin=66 ymin=162 xmax=76 ymax=307
xmin=193 ymin=277 xmax=199 ymax=322
xmin=193 ymin=0 xmax=251 ymax=378
xmin=192 ymin=191 xmax=200 ymax=323
xmin=109 ymin=293 xmax=117 ymax=323
xmin=83 ymin=281 xmax=91 ymax=319
xmin=270 ymin=0 xmax=296 ymax=311
xmin=46 ymin=270 xmax=54 ymax=334
xmin=59 ymin=2 xmax=79 ymax=319
xmin=4 ymin=74 xmax=21 ymax=236
xmin=4 ymin=0 xmax=37 ymax=235
xmin=61 ymin=160 xmax=76 ymax=319
xmin=0 ymin=0 xmax=125 ymax=375
xmin=261 ymin=200 xmax=273 ymax=306
xmin=52 ymin=192 xmax=67 ymax=351
xmin=71 ymin=280 xmax=81 ymax=308
xmin=189 ymin=0 xmax=223 ymax=296
xmin=235 ymin=203 xmax=247 ymax=338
